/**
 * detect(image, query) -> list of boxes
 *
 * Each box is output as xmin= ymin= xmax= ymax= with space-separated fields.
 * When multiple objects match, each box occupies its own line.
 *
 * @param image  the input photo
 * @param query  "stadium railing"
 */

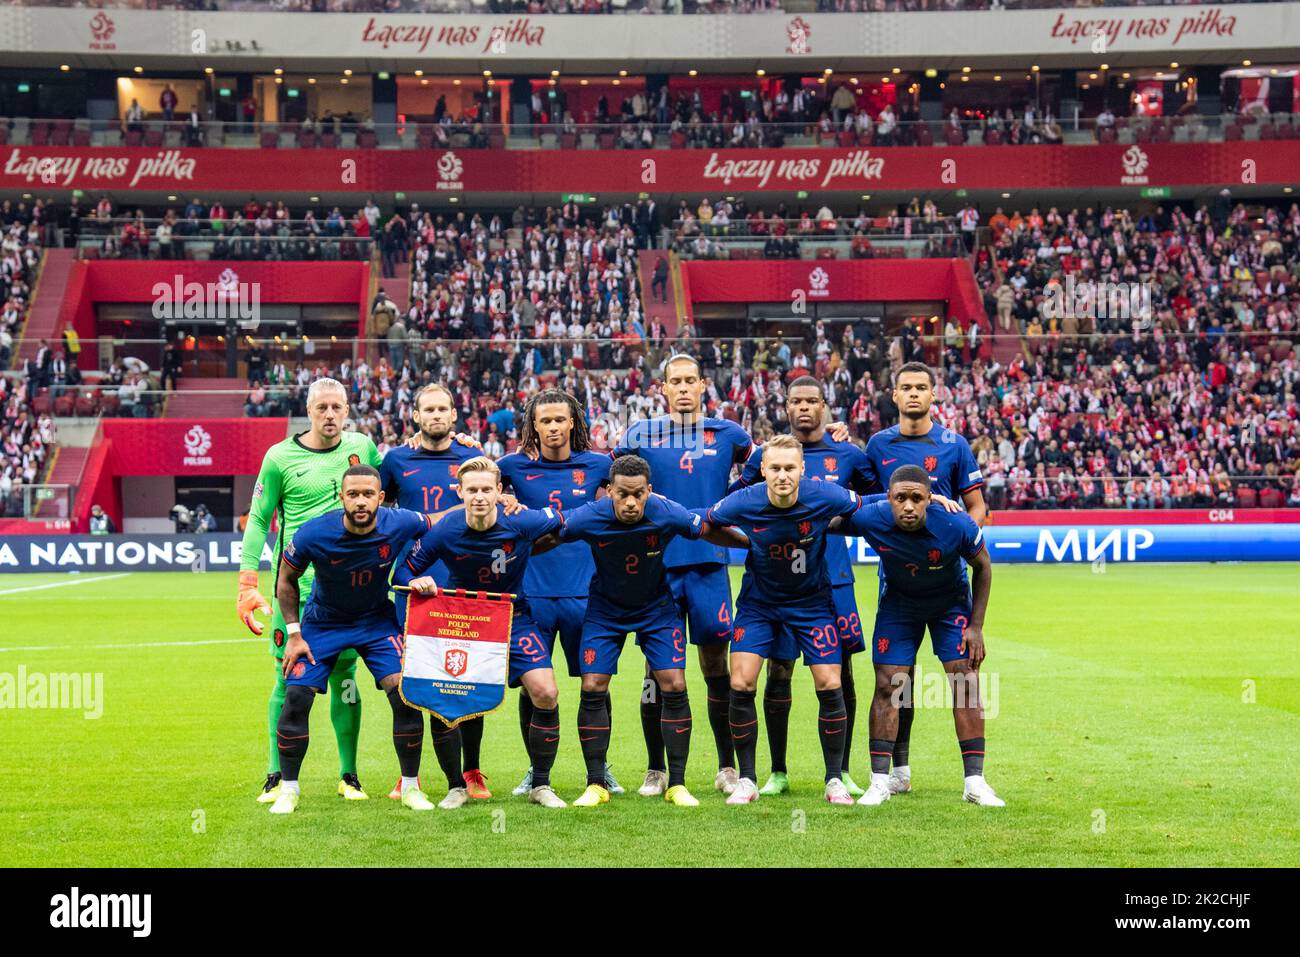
xmin=6 ymin=114 xmax=1261 ymax=150
xmin=2 ymin=483 xmax=74 ymax=522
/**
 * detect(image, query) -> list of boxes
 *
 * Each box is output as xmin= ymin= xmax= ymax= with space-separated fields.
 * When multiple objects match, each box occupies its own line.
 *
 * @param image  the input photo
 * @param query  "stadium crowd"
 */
xmin=1 ymin=200 xmax=57 ymax=518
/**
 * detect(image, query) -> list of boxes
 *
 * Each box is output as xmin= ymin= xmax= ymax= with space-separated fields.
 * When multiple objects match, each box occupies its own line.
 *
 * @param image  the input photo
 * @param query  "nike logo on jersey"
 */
xmin=597 ymin=542 xmax=612 ymax=548
xmin=674 ymin=727 xmax=689 ymax=733
xmin=882 ymin=458 xmax=897 ymax=465
xmin=751 ymin=527 xmax=770 ymax=533
xmin=525 ymin=474 xmax=544 ymax=481
xmin=295 ymin=469 xmax=309 ymax=477
xmin=330 ymin=558 xmax=345 ymax=565
xmin=402 ymin=469 xmax=420 ymax=477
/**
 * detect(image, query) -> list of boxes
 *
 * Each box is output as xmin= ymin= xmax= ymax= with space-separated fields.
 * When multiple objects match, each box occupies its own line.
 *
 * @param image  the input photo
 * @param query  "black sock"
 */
xmin=518 ymin=690 xmax=535 ymax=762
xmin=431 ymin=719 xmax=466 ymax=789
xmin=894 ymin=702 xmax=914 ymax=768
xmin=705 ymin=674 xmax=735 ymax=770
xmin=603 ymin=690 xmax=613 ymax=761
xmin=641 ymin=676 xmax=666 ymax=771
xmin=578 ymin=691 xmax=610 ymax=786
xmin=660 ymin=689 xmax=692 ymax=788
xmin=959 ymin=737 xmax=986 ymax=777
xmin=869 ymin=738 xmax=896 ymax=775
xmin=459 ymin=715 xmax=483 ymax=773
xmin=276 ymin=685 xmax=314 ymax=782
xmin=816 ymin=687 xmax=847 ymax=783
xmin=528 ymin=705 xmax=560 ymax=788
xmin=728 ymin=689 xmax=758 ymax=782
xmin=763 ymin=678 xmax=792 ymax=774
xmin=841 ymin=684 xmax=857 ymax=776
xmin=387 ymin=687 xmax=423 ymax=779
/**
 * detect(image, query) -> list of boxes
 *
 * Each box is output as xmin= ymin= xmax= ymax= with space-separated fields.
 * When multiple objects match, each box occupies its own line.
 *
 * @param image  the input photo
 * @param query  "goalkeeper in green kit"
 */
xmin=238 ymin=377 xmax=382 ymax=804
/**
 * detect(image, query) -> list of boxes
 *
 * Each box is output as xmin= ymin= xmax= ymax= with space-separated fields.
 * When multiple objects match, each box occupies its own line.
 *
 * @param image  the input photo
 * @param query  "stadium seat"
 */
xmin=124 ymin=129 xmax=143 ymax=147
xmin=319 ymin=132 xmax=338 ymax=149
xmin=32 ymin=392 xmax=51 ymax=416
xmin=1224 ymin=123 xmax=1243 ymax=141
xmin=1235 ymin=487 xmax=1258 ymax=508
xmin=30 ymin=121 xmax=49 ymax=146
xmin=598 ymin=132 xmax=616 ymax=150
xmin=53 ymin=394 xmax=75 ymax=417
xmin=1097 ymin=127 xmax=1117 ymax=144
xmin=1259 ymin=488 xmax=1284 ymax=508
xmin=915 ymin=125 xmax=933 ymax=146
xmin=297 ymin=131 xmax=317 ymax=148
xmin=945 ymin=127 xmax=964 ymax=147
xmin=488 ymin=131 xmax=505 ymax=149
xmin=1260 ymin=124 xmax=1276 ymax=141
xmin=259 ymin=131 xmax=279 ymax=149
xmin=99 ymin=393 xmax=119 ymax=416
xmin=837 ymin=130 xmax=855 ymax=148
xmin=669 ymin=131 xmax=686 ymax=149
xmin=357 ymin=130 xmax=378 ymax=148
xmin=144 ymin=128 xmax=164 ymax=148
xmin=984 ymin=129 xmax=1002 ymax=146
xmin=74 ymin=392 xmax=98 ymax=417
xmin=561 ymin=132 xmax=579 ymax=149
xmin=72 ymin=128 xmax=91 ymax=146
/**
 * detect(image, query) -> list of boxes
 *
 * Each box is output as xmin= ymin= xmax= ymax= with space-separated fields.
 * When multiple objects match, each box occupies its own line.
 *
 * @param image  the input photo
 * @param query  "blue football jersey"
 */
xmin=736 ymin=435 xmax=873 ymax=588
xmin=615 ymin=415 xmax=752 ymax=569
xmin=560 ymin=494 xmax=704 ymax=610
xmin=706 ymin=479 xmax=862 ymax=607
xmin=844 ymin=501 xmax=985 ymax=603
xmin=487 ymin=450 xmax=610 ymax=598
xmin=284 ymin=507 xmax=435 ymax=624
xmin=862 ymin=422 xmax=984 ymax=499
xmin=379 ymin=441 xmax=480 ymax=513
xmin=404 ymin=505 xmax=563 ymax=605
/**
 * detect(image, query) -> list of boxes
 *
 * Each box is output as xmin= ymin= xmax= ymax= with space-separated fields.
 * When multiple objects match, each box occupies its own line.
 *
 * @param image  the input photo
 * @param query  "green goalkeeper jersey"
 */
xmin=240 ymin=429 xmax=383 ymax=578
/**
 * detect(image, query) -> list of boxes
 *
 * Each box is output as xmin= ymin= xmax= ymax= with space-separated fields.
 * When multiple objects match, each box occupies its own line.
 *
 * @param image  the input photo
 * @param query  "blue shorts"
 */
xmin=528 ymin=596 xmax=586 ymax=678
xmin=508 ymin=604 xmax=553 ymax=689
xmin=732 ymin=594 xmax=841 ymax=666
xmin=289 ymin=615 xmax=405 ymax=691
xmin=772 ymin=583 xmax=863 ymax=661
xmin=579 ymin=594 xmax=687 ymax=676
xmin=667 ymin=564 xmax=735 ymax=646
xmin=871 ymin=591 xmax=974 ymax=666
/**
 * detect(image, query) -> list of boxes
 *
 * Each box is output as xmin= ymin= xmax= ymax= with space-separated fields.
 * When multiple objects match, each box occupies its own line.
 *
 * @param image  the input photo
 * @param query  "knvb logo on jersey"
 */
xmin=183 ymin=424 xmax=213 ymax=467
xmin=436 ymin=151 xmax=464 ymax=190
xmin=88 ymin=12 xmax=116 ymax=50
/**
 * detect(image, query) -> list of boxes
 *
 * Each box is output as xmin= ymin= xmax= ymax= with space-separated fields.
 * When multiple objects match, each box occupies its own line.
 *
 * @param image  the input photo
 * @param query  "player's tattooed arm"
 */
xmin=531 ymin=531 xmax=563 ymax=555
xmin=962 ymin=546 xmax=993 ymax=670
xmin=700 ymin=522 xmax=749 ymax=550
xmin=276 ymin=561 xmax=315 ymax=678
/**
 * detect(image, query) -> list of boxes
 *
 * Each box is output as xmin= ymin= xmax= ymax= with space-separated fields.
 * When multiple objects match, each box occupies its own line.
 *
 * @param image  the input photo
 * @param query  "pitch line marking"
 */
xmin=0 ymin=637 xmax=261 ymax=654
xmin=0 ymin=572 xmax=132 ymax=596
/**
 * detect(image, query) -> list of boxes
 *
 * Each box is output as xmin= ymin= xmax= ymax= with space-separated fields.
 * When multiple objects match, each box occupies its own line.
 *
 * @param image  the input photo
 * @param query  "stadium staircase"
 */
xmin=947 ymin=258 xmax=999 ymax=364
xmin=13 ymin=248 xmax=76 ymax=367
xmin=637 ymin=249 xmax=679 ymax=336
xmin=377 ymin=260 xmax=410 ymax=317
xmin=32 ymin=446 xmax=88 ymax=519
xmin=163 ymin=378 xmax=248 ymax=418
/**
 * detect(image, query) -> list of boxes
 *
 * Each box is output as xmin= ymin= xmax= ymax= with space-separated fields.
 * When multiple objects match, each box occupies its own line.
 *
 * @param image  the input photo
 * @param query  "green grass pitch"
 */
xmin=2 ymin=563 xmax=1296 ymax=867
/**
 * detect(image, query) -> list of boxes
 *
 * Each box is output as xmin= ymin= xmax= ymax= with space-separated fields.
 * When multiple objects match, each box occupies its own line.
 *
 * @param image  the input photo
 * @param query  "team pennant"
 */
xmin=399 ymin=588 xmax=512 ymax=728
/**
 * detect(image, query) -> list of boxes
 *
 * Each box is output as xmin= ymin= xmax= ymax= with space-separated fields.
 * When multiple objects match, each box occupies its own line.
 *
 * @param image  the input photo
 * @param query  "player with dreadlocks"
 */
xmin=495 ymin=389 xmax=620 ymax=796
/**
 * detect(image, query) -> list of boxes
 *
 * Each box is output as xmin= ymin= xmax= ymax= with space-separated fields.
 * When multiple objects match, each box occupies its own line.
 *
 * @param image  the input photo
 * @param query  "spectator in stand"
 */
xmin=160 ymin=84 xmax=179 ymax=123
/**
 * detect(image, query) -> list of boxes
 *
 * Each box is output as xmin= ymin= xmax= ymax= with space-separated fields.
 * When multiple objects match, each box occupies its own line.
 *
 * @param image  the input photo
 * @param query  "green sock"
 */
xmin=329 ymin=657 xmax=362 ymax=777
xmin=267 ymin=663 xmax=286 ymax=775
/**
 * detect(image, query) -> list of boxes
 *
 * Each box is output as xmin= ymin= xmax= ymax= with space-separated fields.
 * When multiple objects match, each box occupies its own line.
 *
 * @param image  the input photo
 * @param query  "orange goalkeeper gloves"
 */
xmin=238 ymin=570 xmax=271 ymax=635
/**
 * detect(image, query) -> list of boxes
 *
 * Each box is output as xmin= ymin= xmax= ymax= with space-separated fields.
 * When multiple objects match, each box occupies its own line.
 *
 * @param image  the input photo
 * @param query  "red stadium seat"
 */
xmin=54 ymin=394 xmax=75 ymax=417
xmin=1224 ymin=124 xmax=1243 ymax=141
xmin=30 ymin=121 xmax=50 ymax=146
xmin=1097 ymin=127 xmax=1117 ymax=144
xmin=357 ymin=130 xmax=378 ymax=149
xmin=1259 ymin=488 xmax=1284 ymax=508
xmin=598 ymin=132 xmax=616 ymax=150
xmin=1260 ymin=124 xmax=1276 ymax=141
xmin=561 ymin=132 xmax=579 ymax=149
xmin=259 ymin=131 xmax=279 ymax=149
xmin=32 ymin=392 xmax=51 ymax=416
xmin=124 ymin=129 xmax=143 ymax=147
xmin=99 ymin=393 xmax=119 ymax=416
xmin=915 ymin=125 xmax=933 ymax=146
xmin=488 ymin=131 xmax=505 ymax=149
xmin=984 ymin=129 xmax=1002 ymax=145
xmin=1235 ymin=487 xmax=1258 ymax=508
xmin=74 ymin=392 xmax=98 ymax=417
xmin=945 ymin=127 xmax=964 ymax=146
xmin=319 ymin=133 xmax=338 ymax=148
xmin=72 ymin=128 xmax=91 ymax=146
xmin=837 ymin=130 xmax=855 ymax=148
xmin=297 ymin=131 xmax=317 ymax=148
